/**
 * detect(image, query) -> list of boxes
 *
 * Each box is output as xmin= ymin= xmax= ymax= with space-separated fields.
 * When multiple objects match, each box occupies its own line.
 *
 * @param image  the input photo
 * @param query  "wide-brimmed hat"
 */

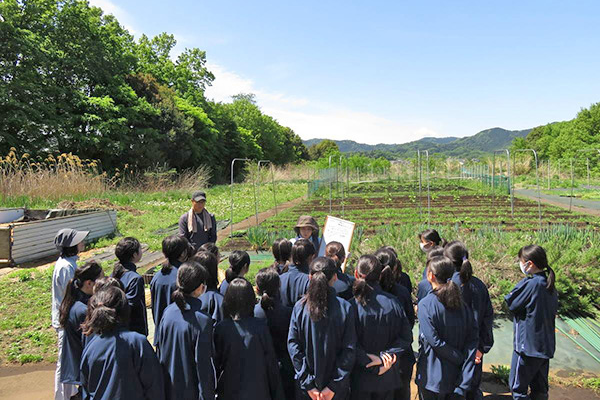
xmin=294 ymin=215 xmax=319 ymax=235
xmin=54 ymin=228 xmax=89 ymax=249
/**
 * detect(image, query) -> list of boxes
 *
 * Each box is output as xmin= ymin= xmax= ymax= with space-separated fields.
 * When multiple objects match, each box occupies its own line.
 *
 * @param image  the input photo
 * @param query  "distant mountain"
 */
xmin=302 ymin=127 xmax=531 ymax=158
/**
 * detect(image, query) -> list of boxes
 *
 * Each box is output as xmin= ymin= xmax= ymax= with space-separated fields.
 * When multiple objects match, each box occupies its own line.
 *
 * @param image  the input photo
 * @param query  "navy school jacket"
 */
xmin=156 ymin=297 xmax=215 ymax=400
xmin=332 ymin=269 xmax=355 ymax=300
xmin=199 ymin=288 xmax=225 ymax=325
xmin=150 ymin=262 xmax=180 ymax=344
xmin=399 ymin=271 xmax=412 ymax=294
xmin=214 ymin=316 xmax=285 ymax=400
xmin=416 ymin=278 xmax=433 ymax=304
xmin=118 ymin=262 xmax=148 ymax=336
xmin=451 ymin=271 xmax=494 ymax=354
xmin=350 ymin=284 xmax=413 ymax=394
xmin=279 ymin=264 xmax=310 ymax=308
xmin=416 ymin=292 xmax=479 ymax=396
xmin=504 ymin=272 xmax=558 ymax=359
xmin=80 ymin=328 xmax=164 ymax=400
xmin=60 ymin=291 xmax=90 ymax=384
xmin=288 ymin=287 xmax=357 ymax=397
xmin=389 ymin=282 xmax=416 ymax=327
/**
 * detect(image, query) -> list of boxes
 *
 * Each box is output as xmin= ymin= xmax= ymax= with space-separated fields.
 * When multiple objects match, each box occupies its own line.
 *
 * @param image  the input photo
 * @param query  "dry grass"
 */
xmin=244 ymin=162 xmax=314 ymax=183
xmin=0 ymin=149 xmax=212 ymax=202
xmin=0 ymin=149 xmax=109 ymax=201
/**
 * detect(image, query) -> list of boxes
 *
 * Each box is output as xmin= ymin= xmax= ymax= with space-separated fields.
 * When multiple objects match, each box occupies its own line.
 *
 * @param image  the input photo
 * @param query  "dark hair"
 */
xmin=271 ymin=238 xmax=292 ymax=274
xmin=375 ymin=247 xmax=400 ymax=292
xmin=518 ymin=245 xmax=555 ymax=292
xmin=94 ymin=276 xmax=124 ymax=293
xmin=192 ymin=251 xmax=219 ymax=290
xmin=443 ymin=241 xmax=472 ymax=283
xmin=427 ymin=256 xmax=462 ymax=310
xmin=59 ymin=261 xmax=103 ymax=327
xmin=325 ymin=241 xmax=346 ymax=269
xmin=303 ymin=257 xmax=337 ymax=321
xmin=419 ymin=229 xmax=446 ymax=247
xmin=223 ymin=278 xmax=256 ymax=319
xmin=226 ymin=250 xmax=250 ymax=283
xmin=256 ymin=268 xmax=280 ymax=311
xmin=111 ymin=237 xmax=141 ymax=280
xmin=81 ymin=286 xmax=130 ymax=336
xmin=161 ymin=235 xmax=189 ymax=274
xmin=61 ymin=245 xmax=80 ymax=258
xmin=172 ymin=261 xmax=208 ymax=311
xmin=353 ymin=255 xmax=382 ymax=306
xmin=292 ymin=238 xmax=316 ymax=269
xmin=199 ymin=242 xmax=219 ymax=259
xmin=426 ymin=246 xmax=445 ymax=260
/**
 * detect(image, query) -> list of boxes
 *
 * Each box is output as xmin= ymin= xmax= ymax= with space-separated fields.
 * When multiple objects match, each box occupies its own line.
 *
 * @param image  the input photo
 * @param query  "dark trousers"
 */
xmin=295 ymin=386 xmax=349 ymax=400
xmin=465 ymin=361 xmax=483 ymax=400
xmin=419 ymin=388 xmax=465 ymax=400
xmin=394 ymin=365 xmax=413 ymax=400
xmin=509 ymin=351 xmax=549 ymax=400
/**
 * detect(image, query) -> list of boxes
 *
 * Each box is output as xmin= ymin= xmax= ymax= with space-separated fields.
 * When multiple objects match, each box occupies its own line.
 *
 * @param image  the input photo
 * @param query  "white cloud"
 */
xmin=88 ymin=0 xmax=138 ymax=36
xmin=205 ymin=63 xmax=439 ymax=145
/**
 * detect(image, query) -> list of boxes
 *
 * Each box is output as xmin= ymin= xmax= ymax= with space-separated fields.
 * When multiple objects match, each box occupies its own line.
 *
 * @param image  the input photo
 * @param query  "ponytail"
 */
xmin=443 ymin=241 xmax=473 ymax=283
xmin=226 ymin=250 xmax=250 ymax=283
xmin=172 ymin=261 xmax=208 ymax=311
xmin=518 ymin=245 xmax=555 ymax=292
xmin=161 ymin=235 xmax=189 ymax=274
xmin=304 ymin=257 xmax=337 ymax=321
xmin=271 ymin=238 xmax=292 ymax=274
xmin=256 ymin=268 xmax=280 ymax=311
xmin=325 ymin=241 xmax=345 ymax=269
xmin=192 ymin=251 xmax=219 ymax=290
xmin=427 ymin=256 xmax=463 ymax=310
xmin=375 ymin=247 xmax=399 ymax=291
xmin=353 ymin=255 xmax=381 ymax=306
xmin=81 ymin=286 xmax=130 ymax=335
xmin=59 ymin=260 xmax=103 ymax=327
xmin=111 ymin=237 xmax=141 ymax=279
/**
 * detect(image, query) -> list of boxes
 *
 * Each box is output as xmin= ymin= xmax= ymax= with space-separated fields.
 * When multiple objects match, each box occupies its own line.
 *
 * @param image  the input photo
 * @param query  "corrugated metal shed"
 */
xmin=0 ymin=209 xmax=117 ymax=266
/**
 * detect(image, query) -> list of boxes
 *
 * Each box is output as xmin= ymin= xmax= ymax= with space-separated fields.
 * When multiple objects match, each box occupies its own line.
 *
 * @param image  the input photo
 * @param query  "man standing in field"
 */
xmin=178 ymin=191 xmax=217 ymax=251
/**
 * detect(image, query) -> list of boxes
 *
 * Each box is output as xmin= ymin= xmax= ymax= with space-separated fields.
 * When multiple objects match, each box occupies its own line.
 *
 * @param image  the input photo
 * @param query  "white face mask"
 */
xmin=519 ymin=261 xmax=529 ymax=275
xmin=420 ymin=243 xmax=428 ymax=253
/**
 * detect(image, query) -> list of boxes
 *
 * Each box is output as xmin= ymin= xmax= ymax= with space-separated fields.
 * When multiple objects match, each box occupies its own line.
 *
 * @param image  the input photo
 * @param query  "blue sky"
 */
xmin=90 ymin=0 xmax=600 ymax=144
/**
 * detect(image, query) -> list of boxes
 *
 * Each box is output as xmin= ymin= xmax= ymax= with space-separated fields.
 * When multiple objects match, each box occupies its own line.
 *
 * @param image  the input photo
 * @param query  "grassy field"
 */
xmin=0 ymin=181 xmax=306 ymax=364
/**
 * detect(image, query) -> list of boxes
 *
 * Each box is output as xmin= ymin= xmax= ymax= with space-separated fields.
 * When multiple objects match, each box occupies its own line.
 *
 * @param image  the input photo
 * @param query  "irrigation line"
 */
xmin=556 ymin=323 xmax=600 ymax=365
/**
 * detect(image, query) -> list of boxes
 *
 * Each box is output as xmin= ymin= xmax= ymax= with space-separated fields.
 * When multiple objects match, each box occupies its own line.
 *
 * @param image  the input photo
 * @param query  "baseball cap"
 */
xmin=54 ymin=228 xmax=89 ymax=249
xmin=191 ymin=191 xmax=207 ymax=202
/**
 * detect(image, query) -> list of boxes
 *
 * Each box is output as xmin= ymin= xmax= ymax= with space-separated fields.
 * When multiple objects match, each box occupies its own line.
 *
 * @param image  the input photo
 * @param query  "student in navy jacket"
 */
xmin=150 ymin=235 xmax=190 ymax=344
xmin=193 ymin=251 xmax=225 ymax=324
xmin=323 ymin=241 xmax=355 ymax=300
xmin=288 ymin=257 xmax=357 ymax=400
xmin=416 ymin=247 xmax=445 ymax=303
xmin=444 ymin=241 xmax=494 ymax=400
xmin=375 ymin=248 xmax=416 ymax=400
xmin=254 ymin=267 xmax=295 ymax=399
xmin=110 ymin=237 xmax=148 ymax=336
xmin=215 ymin=278 xmax=285 ymax=400
xmin=416 ymin=256 xmax=478 ymax=400
xmin=271 ymin=238 xmax=293 ymax=274
xmin=219 ymin=250 xmax=250 ymax=295
xmin=381 ymin=246 xmax=413 ymax=293
xmin=280 ymin=239 xmax=316 ymax=308
xmin=504 ymin=245 xmax=558 ymax=400
xmin=418 ymin=229 xmax=446 ymax=279
xmin=80 ymin=286 xmax=164 ymax=399
xmin=350 ymin=255 xmax=413 ymax=400
xmin=156 ymin=261 xmax=215 ymax=400
xmin=58 ymin=261 xmax=104 ymax=391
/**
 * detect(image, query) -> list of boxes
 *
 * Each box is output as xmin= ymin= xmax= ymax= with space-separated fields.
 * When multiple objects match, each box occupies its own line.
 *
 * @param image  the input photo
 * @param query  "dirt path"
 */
xmin=1 ymin=363 xmax=598 ymax=399
xmin=515 ymin=188 xmax=600 ymax=217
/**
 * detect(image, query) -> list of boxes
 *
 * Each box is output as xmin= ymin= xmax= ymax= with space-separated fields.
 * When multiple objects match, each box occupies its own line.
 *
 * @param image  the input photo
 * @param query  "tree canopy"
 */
xmin=0 ymin=0 xmax=308 ymax=182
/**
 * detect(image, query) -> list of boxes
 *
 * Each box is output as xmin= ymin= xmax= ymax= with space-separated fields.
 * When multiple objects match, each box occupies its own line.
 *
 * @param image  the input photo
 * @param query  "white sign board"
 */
xmin=318 ymin=216 xmax=356 ymax=270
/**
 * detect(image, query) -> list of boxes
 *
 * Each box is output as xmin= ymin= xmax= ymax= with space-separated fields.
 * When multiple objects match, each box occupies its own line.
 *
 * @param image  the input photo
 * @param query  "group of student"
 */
xmin=51 ymin=215 xmax=558 ymax=400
